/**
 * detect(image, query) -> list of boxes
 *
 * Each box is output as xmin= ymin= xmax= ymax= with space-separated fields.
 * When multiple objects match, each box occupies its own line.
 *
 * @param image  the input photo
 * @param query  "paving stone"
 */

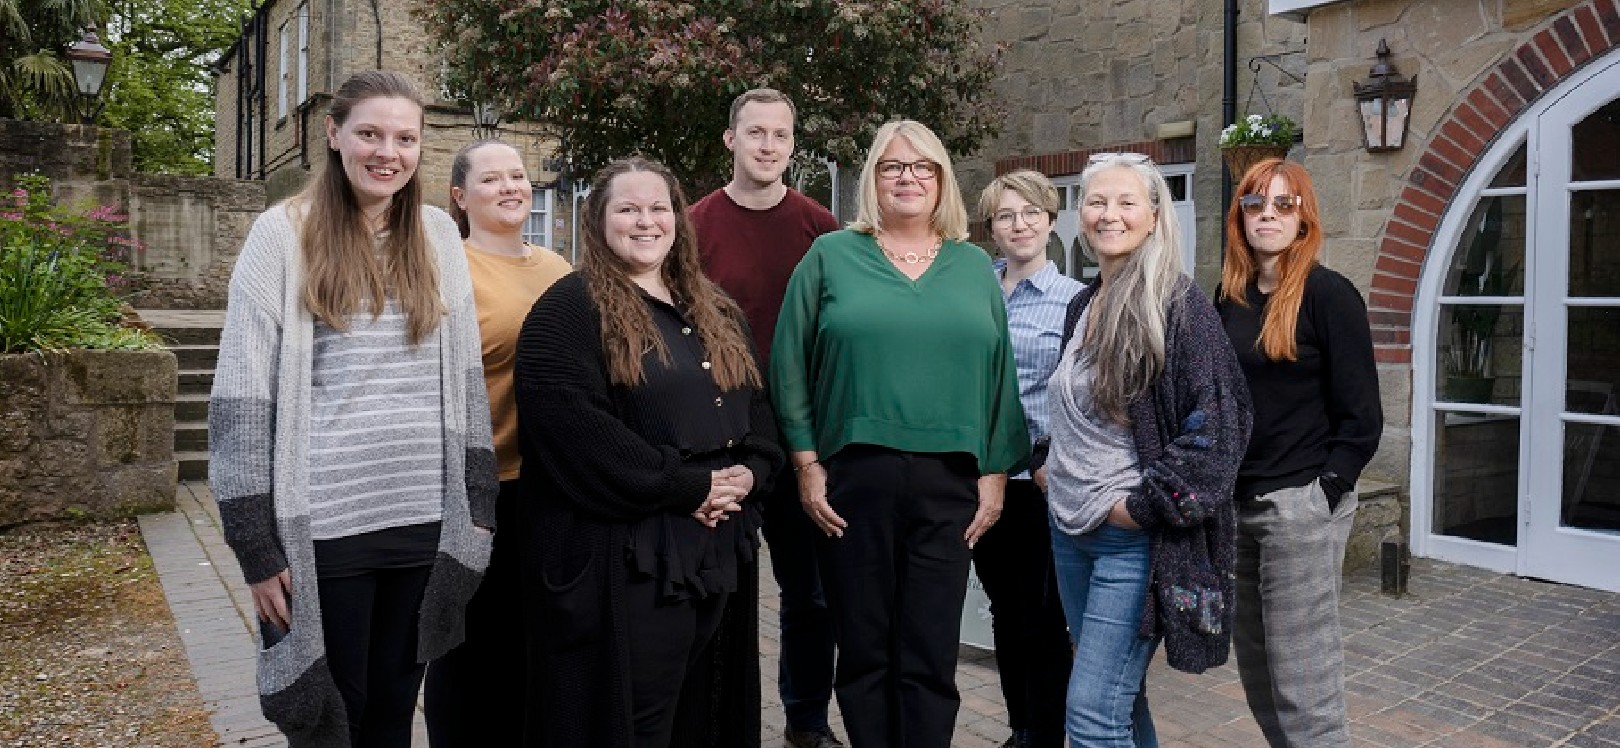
xmin=140 ymin=483 xmax=1620 ymax=747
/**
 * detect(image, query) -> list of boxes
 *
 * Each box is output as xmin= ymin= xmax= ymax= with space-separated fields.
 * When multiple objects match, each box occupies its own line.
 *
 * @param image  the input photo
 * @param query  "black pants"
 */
xmin=820 ymin=446 xmax=978 ymax=748
xmin=761 ymin=465 xmax=838 ymax=732
xmin=624 ymin=570 xmax=730 ymax=748
xmin=972 ymin=479 xmax=1072 ymax=748
xmin=316 ymin=564 xmax=432 ymax=748
xmin=424 ymin=480 xmax=524 ymax=747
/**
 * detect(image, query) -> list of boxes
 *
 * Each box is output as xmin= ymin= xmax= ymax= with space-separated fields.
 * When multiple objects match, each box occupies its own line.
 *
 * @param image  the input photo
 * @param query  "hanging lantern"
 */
xmin=1352 ymin=39 xmax=1417 ymax=153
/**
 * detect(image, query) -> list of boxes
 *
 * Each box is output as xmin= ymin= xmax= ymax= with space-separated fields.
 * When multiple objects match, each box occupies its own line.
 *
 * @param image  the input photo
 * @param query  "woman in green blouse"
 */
xmin=771 ymin=119 xmax=1029 ymax=748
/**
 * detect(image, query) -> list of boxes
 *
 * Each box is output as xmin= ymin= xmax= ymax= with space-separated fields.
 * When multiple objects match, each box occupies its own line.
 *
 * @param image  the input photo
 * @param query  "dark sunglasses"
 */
xmin=1239 ymin=194 xmax=1303 ymax=216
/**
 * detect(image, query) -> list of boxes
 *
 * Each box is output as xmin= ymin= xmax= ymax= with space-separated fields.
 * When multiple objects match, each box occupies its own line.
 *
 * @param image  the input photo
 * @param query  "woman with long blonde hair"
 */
xmin=514 ymin=156 xmax=781 ymax=748
xmin=1217 ymin=158 xmax=1382 ymax=748
xmin=210 ymin=70 xmax=496 ymax=747
xmin=1041 ymin=153 xmax=1250 ymax=747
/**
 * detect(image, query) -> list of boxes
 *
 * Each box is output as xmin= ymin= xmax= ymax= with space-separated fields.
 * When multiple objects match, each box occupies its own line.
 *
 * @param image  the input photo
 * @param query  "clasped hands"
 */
xmin=692 ymin=465 xmax=754 ymax=527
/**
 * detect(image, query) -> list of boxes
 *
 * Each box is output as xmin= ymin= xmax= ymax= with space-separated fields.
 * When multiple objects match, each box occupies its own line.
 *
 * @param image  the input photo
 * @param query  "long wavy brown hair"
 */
xmin=581 ymin=157 xmax=760 ymax=390
xmin=296 ymin=70 xmax=443 ymax=345
xmin=1220 ymin=158 xmax=1323 ymax=361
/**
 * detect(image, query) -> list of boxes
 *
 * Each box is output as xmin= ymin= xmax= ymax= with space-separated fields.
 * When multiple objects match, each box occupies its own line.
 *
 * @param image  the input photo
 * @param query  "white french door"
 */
xmin=1414 ymin=51 xmax=1620 ymax=592
xmin=1519 ymin=57 xmax=1620 ymax=591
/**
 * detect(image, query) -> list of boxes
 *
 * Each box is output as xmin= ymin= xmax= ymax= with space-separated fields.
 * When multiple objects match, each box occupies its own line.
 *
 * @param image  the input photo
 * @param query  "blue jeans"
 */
xmin=1050 ymin=521 xmax=1159 ymax=748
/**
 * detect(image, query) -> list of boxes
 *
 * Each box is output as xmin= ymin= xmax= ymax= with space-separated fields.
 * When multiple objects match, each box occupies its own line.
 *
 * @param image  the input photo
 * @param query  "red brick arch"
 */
xmin=1368 ymin=0 xmax=1620 ymax=364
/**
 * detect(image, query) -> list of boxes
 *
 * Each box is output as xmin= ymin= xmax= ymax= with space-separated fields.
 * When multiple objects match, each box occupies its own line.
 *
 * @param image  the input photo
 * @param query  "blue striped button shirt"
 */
xmin=994 ymin=259 xmax=1086 ymax=479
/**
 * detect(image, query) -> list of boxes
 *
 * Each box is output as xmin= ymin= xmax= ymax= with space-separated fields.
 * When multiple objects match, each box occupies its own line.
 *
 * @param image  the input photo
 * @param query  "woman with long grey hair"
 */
xmin=1038 ymin=152 xmax=1251 ymax=747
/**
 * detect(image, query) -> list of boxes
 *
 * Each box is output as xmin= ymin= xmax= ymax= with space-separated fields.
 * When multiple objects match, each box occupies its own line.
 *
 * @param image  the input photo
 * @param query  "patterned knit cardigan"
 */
xmin=209 ymin=202 xmax=498 ymax=747
xmin=1060 ymin=276 xmax=1253 ymax=674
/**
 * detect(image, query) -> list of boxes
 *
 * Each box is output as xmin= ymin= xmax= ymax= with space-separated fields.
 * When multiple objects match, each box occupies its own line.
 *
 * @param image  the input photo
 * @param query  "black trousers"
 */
xmin=624 ymin=570 xmax=730 ymax=748
xmin=820 ymin=445 xmax=979 ymax=748
xmin=316 ymin=564 xmax=432 ymax=748
xmin=424 ymin=480 xmax=524 ymax=747
xmin=972 ymin=479 xmax=1072 ymax=748
xmin=761 ymin=465 xmax=838 ymax=732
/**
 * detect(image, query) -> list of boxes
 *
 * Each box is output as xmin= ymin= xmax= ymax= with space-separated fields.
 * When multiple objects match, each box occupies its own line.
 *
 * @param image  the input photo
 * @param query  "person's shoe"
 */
xmin=784 ymin=726 xmax=847 ymax=748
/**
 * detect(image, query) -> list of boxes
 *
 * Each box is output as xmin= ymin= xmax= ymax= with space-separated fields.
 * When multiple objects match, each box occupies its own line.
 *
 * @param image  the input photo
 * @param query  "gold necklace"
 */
xmin=876 ymin=233 xmax=942 ymax=264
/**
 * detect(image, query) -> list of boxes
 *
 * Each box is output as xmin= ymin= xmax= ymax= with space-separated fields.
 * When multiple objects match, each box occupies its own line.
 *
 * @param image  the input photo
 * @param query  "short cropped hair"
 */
xmin=728 ymin=88 xmax=797 ymax=129
xmin=976 ymin=169 xmax=1060 ymax=227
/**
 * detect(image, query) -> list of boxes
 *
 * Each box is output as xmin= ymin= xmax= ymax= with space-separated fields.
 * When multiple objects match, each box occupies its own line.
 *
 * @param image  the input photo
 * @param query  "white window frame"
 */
xmin=296 ymin=4 xmax=308 ymax=106
xmin=276 ymin=21 xmax=289 ymax=119
xmin=523 ymin=187 xmax=555 ymax=249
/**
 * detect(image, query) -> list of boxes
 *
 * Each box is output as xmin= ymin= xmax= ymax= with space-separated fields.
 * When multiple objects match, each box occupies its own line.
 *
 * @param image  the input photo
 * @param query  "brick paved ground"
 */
xmin=146 ymin=483 xmax=1619 ymax=747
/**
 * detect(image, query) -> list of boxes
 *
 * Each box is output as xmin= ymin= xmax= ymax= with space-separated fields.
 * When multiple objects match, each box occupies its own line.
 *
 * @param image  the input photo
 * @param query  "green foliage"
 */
xmin=0 ymin=0 xmax=105 ymax=120
xmin=1219 ymin=113 xmax=1299 ymax=149
xmin=97 ymin=0 xmax=252 ymax=174
xmin=420 ymin=0 xmax=1004 ymax=191
xmin=0 ymin=174 xmax=156 ymax=353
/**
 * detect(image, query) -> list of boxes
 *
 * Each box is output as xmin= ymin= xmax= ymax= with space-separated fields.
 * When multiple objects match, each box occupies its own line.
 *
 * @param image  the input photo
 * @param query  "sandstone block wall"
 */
xmin=0 ymin=351 xmax=178 ymax=525
xmin=0 ymin=119 xmax=268 ymax=310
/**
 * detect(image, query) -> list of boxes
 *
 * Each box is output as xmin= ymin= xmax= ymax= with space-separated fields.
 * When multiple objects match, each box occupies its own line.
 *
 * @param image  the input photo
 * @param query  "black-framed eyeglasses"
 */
xmin=1086 ymin=152 xmax=1153 ymax=166
xmin=877 ymin=159 xmax=938 ymax=181
xmin=1238 ymin=193 xmax=1303 ymax=216
xmin=991 ymin=205 xmax=1048 ymax=228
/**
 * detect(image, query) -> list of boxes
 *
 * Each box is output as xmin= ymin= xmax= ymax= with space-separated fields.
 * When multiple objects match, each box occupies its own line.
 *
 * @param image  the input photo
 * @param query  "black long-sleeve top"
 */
xmin=513 ymin=271 xmax=783 ymax=599
xmin=1217 ymin=265 xmax=1383 ymax=500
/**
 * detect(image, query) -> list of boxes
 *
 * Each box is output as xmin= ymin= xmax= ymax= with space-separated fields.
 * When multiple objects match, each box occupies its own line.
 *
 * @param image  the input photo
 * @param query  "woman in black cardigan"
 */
xmin=513 ymin=157 xmax=783 ymax=748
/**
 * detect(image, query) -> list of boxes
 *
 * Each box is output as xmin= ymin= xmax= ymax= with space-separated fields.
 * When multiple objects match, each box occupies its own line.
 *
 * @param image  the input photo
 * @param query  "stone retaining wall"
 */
xmin=0 ymin=118 xmax=266 ymax=310
xmin=0 ymin=350 xmax=178 ymax=525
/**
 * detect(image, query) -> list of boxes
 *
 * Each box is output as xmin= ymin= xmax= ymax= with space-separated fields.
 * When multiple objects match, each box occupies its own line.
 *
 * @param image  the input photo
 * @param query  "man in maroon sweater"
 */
xmin=691 ymin=88 xmax=843 ymax=748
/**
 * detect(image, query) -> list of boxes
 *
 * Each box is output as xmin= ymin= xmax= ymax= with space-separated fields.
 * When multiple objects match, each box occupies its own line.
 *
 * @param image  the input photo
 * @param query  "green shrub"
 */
xmin=0 ymin=174 xmax=158 ymax=353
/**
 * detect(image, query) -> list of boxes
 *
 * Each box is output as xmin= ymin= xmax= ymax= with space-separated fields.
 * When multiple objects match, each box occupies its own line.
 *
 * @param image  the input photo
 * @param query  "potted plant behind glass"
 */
xmin=1220 ymin=113 xmax=1298 ymax=182
xmin=1442 ymin=197 xmax=1507 ymax=404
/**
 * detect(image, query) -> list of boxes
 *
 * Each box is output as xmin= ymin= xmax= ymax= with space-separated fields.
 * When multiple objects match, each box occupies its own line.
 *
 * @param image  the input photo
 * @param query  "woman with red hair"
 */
xmin=1216 ymin=159 xmax=1383 ymax=748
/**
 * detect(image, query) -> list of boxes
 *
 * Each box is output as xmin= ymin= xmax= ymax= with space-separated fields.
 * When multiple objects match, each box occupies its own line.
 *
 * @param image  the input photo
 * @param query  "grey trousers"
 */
xmin=1234 ymin=480 xmax=1358 ymax=748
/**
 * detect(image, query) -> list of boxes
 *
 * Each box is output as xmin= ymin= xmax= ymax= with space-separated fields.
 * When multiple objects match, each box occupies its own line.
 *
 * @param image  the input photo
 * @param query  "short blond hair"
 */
xmin=848 ymin=120 xmax=969 ymax=240
xmin=976 ymin=169 xmax=1059 ymax=227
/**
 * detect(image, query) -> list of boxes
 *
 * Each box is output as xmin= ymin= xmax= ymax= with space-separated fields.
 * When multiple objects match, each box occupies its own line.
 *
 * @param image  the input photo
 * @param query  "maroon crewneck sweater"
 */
xmin=690 ymin=187 xmax=840 ymax=371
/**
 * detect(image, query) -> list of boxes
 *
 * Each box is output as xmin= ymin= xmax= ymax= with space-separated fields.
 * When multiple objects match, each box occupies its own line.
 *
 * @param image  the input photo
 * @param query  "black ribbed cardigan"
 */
xmin=512 ymin=271 xmax=780 ymax=747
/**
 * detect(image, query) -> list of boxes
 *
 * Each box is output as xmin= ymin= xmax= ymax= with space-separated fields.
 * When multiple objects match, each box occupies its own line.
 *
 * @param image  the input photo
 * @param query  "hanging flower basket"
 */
xmin=1221 ymin=144 xmax=1290 ymax=182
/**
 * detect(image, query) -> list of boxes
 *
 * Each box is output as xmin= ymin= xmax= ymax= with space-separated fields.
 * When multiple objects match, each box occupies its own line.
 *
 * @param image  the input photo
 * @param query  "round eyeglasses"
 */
xmin=991 ymin=206 xmax=1048 ymax=228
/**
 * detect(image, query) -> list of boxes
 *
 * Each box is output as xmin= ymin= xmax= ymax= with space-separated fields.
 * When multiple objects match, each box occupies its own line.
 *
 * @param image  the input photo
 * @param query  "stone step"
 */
xmin=174 ymin=420 xmax=209 ymax=452
xmin=176 ymin=450 xmax=209 ymax=482
xmin=178 ymin=369 xmax=214 ymax=396
xmin=170 ymin=345 xmax=219 ymax=372
xmin=148 ymin=325 xmax=223 ymax=347
xmin=175 ymin=392 xmax=210 ymax=422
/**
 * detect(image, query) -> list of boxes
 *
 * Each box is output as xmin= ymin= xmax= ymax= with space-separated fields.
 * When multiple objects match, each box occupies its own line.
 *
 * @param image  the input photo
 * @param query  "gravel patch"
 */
xmin=0 ymin=520 xmax=215 ymax=747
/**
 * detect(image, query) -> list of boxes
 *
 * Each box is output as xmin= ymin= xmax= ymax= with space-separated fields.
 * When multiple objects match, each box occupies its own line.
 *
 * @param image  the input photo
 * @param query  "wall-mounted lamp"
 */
xmin=65 ymin=28 xmax=113 ymax=125
xmin=471 ymin=101 xmax=501 ymax=140
xmin=1352 ymin=39 xmax=1417 ymax=152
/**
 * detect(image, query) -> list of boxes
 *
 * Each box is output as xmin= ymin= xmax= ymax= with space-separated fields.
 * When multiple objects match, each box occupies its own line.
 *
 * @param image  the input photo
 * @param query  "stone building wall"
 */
xmin=211 ymin=0 xmax=576 ymax=256
xmin=1297 ymin=0 xmax=1579 ymax=483
xmin=961 ymin=0 xmax=1307 ymax=286
xmin=0 ymin=351 xmax=178 ymax=525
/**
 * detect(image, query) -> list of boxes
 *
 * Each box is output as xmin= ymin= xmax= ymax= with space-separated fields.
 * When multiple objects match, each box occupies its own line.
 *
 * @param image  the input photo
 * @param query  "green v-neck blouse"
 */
xmin=770 ymin=229 xmax=1030 ymax=475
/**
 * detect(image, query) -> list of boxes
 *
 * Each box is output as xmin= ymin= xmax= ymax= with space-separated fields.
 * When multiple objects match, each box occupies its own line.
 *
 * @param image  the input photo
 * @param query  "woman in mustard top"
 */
xmin=423 ymin=139 xmax=570 ymax=746
xmin=771 ymin=120 xmax=1029 ymax=748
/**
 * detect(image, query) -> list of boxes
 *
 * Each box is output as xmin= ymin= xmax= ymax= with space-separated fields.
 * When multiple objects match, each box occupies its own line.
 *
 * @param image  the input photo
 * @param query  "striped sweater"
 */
xmin=209 ymin=202 xmax=497 ymax=747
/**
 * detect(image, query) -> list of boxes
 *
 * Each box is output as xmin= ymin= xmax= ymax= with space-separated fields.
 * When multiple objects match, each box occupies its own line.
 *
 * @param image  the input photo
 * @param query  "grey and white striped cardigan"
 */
xmin=209 ymin=201 xmax=497 ymax=747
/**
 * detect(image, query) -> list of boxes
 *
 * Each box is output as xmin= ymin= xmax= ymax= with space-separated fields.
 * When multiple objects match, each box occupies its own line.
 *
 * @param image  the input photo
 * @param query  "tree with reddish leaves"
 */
xmin=419 ymin=0 xmax=1003 ymax=191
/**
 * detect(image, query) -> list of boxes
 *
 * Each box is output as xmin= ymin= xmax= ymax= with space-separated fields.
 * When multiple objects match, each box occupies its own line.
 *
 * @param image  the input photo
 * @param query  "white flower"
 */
xmin=1247 ymin=114 xmax=1262 ymax=123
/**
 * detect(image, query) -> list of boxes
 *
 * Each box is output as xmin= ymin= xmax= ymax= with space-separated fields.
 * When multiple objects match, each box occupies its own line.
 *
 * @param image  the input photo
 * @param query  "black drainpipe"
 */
xmin=1221 ymin=0 xmax=1239 ymax=261
xmin=256 ymin=10 xmax=269 ymax=180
